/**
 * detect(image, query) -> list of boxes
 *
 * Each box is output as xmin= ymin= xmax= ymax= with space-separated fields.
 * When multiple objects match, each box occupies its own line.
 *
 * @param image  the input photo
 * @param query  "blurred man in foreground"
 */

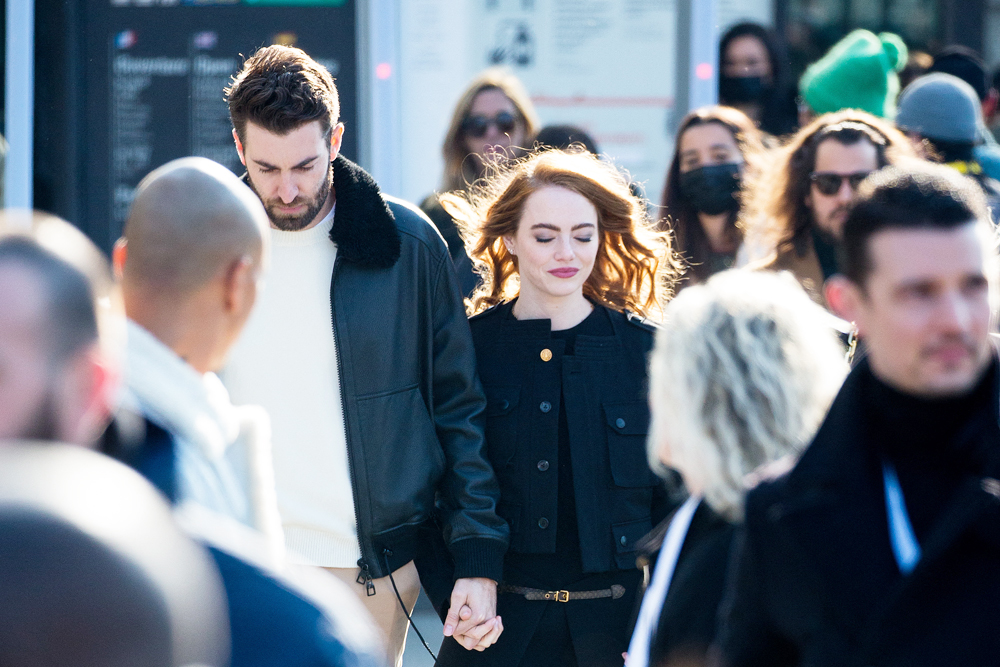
xmin=111 ymin=156 xmax=282 ymax=547
xmin=0 ymin=444 xmax=229 ymax=667
xmin=110 ymin=158 xmax=384 ymax=667
xmin=720 ymin=163 xmax=1000 ymax=665
xmin=0 ymin=212 xmax=120 ymax=446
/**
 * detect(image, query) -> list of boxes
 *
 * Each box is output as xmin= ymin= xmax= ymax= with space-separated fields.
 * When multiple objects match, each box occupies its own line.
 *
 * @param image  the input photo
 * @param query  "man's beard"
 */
xmin=249 ymin=164 xmax=333 ymax=231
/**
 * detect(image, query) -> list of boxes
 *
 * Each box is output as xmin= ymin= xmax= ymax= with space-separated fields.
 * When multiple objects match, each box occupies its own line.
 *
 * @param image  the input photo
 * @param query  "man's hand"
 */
xmin=443 ymin=577 xmax=502 ymax=650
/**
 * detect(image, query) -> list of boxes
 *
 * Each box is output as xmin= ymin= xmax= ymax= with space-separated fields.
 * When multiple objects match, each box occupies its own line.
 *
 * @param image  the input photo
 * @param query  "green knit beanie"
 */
xmin=800 ymin=29 xmax=908 ymax=118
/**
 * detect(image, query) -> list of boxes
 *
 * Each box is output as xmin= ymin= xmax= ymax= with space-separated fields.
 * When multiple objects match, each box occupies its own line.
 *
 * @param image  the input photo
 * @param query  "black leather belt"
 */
xmin=499 ymin=583 xmax=625 ymax=602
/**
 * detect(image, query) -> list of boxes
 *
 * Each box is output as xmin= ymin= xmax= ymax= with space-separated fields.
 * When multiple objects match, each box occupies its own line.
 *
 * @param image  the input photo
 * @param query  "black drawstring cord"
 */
xmin=383 ymin=549 xmax=438 ymax=662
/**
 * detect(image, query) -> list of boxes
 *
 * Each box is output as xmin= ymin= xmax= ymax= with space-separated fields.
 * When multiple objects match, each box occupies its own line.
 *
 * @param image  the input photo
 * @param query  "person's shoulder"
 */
xmin=741 ymin=455 xmax=798 ymax=530
xmin=469 ymin=302 xmax=507 ymax=327
xmin=384 ymin=195 xmax=449 ymax=256
xmin=606 ymin=306 xmax=660 ymax=349
xmin=622 ymin=308 xmax=661 ymax=335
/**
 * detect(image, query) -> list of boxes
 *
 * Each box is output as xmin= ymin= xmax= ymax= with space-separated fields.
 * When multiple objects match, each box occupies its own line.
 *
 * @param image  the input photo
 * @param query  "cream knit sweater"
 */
xmin=224 ymin=209 xmax=361 ymax=567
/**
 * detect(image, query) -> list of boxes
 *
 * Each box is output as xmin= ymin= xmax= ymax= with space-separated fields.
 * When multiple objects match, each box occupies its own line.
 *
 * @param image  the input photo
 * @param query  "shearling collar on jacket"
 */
xmin=329 ymin=155 xmax=401 ymax=268
xmin=241 ymin=154 xmax=402 ymax=268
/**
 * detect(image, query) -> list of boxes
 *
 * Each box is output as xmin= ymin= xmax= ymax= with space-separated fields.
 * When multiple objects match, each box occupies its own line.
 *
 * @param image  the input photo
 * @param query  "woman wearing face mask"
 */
xmin=433 ymin=148 xmax=683 ymax=667
xmin=718 ymin=22 xmax=798 ymax=138
xmin=661 ymin=106 xmax=764 ymax=286
xmin=421 ymin=68 xmax=540 ymax=297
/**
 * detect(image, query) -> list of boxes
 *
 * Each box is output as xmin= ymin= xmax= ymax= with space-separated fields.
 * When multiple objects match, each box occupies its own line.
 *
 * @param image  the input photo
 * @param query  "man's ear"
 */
xmin=233 ymin=129 xmax=247 ymax=166
xmin=825 ymin=275 xmax=864 ymax=332
xmin=111 ymin=238 xmax=127 ymax=281
xmin=58 ymin=345 xmax=118 ymax=448
xmin=329 ymin=123 xmax=345 ymax=162
xmin=222 ymin=254 xmax=256 ymax=315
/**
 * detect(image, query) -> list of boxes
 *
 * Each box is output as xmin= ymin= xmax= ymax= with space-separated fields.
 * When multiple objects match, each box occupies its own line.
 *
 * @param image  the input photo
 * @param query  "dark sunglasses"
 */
xmin=809 ymin=171 xmax=872 ymax=196
xmin=461 ymin=111 xmax=518 ymax=138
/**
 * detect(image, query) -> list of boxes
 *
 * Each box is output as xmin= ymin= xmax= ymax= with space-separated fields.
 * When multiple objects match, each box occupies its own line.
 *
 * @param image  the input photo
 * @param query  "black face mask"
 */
xmin=719 ymin=75 xmax=769 ymax=104
xmin=678 ymin=163 xmax=742 ymax=215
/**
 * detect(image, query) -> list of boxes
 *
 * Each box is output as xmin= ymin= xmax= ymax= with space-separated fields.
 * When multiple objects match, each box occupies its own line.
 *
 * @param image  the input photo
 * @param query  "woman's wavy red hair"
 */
xmin=443 ymin=148 xmax=683 ymax=318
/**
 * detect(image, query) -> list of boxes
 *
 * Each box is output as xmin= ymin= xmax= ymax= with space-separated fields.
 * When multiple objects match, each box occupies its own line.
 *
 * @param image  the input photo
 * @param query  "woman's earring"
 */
xmin=846 ymin=322 xmax=858 ymax=365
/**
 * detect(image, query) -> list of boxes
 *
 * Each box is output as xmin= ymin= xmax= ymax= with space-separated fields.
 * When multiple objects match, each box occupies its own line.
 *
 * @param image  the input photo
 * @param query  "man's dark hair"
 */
xmin=225 ymin=45 xmax=340 ymax=147
xmin=839 ymin=162 xmax=991 ymax=285
xmin=0 ymin=237 xmax=99 ymax=364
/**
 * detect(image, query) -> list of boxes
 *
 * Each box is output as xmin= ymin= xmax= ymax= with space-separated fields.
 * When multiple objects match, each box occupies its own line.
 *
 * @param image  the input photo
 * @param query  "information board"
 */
xmin=398 ymin=0 xmax=773 ymax=208
xmin=80 ymin=0 xmax=356 ymax=248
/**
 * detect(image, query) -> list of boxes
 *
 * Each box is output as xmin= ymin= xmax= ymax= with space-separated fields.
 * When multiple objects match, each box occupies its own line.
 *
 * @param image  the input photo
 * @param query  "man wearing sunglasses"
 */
xmin=744 ymin=109 xmax=915 ymax=305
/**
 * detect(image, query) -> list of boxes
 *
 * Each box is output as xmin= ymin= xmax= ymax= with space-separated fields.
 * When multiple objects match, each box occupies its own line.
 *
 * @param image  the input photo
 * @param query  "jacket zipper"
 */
xmin=330 ymin=253 xmax=376 ymax=596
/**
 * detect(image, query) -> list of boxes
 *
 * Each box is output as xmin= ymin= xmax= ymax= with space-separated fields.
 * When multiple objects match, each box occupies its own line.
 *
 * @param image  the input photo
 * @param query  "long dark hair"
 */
xmin=661 ymin=106 xmax=764 ymax=283
xmin=718 ymin=22 xmax=798 ymax=137
xmin=740 ymin=109 xmax=915 ymax=262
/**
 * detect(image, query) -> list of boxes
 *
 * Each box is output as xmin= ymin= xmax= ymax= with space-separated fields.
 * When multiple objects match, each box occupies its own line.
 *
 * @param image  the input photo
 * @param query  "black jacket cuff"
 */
xmin=449 ymin=537 xmax=507 ymax=583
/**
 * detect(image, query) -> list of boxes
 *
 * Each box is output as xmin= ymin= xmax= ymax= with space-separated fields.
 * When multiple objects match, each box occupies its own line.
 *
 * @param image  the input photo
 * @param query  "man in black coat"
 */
xmin=718 ymin=162 xmax=1000 ymax=666
xmin=222 ymin=45 xmax=508 ymax=663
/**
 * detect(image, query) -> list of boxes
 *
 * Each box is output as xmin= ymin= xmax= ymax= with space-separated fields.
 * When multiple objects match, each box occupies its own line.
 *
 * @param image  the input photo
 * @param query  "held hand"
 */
xmin=452 ymin=615 xmax=504 ymax=651
xmin=443 ymin=577 xmax=499 ymax=648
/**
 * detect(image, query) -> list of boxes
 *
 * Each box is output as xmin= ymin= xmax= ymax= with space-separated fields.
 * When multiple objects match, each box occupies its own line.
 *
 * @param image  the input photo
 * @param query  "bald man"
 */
xmin=111 ymin=156 xmax=282 ymax=543
xmin=0 ymin=212 xmax=119 ymax=446
xmin=108 ymin=157 xmax=385 ymax=667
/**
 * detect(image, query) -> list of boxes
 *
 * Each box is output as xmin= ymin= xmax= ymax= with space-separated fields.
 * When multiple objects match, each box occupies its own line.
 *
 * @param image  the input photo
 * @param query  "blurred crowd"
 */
xmin=2 ymin=20 xmax=1000 ymax=667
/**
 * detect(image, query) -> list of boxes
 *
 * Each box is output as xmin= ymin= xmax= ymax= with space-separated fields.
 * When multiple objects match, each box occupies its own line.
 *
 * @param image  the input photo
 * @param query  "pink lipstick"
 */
xmin=549 ymin=268 xmax=579 ymax=278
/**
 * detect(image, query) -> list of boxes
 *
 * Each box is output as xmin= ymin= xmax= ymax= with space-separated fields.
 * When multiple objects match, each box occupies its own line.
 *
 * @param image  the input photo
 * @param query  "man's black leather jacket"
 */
xmin=323 ymin=155 xmax=508 ymax=582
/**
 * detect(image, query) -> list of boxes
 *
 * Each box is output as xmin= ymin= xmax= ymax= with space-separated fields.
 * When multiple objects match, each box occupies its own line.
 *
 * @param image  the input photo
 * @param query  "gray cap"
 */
xmin=896 ymin=72 xmax=984 ymax=143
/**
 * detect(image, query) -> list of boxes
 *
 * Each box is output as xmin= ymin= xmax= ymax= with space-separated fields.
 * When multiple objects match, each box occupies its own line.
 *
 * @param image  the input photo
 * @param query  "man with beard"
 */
xmin=222 ymin=45 xmax=509 ymax=666
xmin=718 ymin=163 xmax=1000 ymax=666
xmin=0 ymin=212 xmax=119 ymax=447
xmin=741 ymin=109 xmax=915 ymax=306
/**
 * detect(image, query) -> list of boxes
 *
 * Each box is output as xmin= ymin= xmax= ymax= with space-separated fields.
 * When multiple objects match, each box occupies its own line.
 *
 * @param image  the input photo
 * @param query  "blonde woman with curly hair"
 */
xmin=428 ymin=148 xmax=682 ymax=667
xmin=626 ymin=269 xmax=848 ymax=667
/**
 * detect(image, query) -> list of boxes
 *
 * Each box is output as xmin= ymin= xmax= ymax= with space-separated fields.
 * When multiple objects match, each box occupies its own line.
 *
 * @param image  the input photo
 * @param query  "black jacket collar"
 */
xmin=328 ymin=155 xmax=401 ymax=268
xmin=242 ymin=155 xmax=401 ymax=268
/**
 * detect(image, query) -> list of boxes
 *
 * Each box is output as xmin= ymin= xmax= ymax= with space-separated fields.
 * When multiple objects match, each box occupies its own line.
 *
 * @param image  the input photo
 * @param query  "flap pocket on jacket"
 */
xmin=603 ymin=400 xmax=649 ymax=435
xmin=484 ymin=385 xmax=520 ymax=417
xmin=612 ymin=517 xmax=652 ymax=555
xmin=604 ymin=401 xmax=657 ymax=487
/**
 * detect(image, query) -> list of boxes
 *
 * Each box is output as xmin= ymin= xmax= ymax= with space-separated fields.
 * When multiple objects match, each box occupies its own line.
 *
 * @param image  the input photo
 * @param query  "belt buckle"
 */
xmin=555 ymin=590 xmax=570 ymax=603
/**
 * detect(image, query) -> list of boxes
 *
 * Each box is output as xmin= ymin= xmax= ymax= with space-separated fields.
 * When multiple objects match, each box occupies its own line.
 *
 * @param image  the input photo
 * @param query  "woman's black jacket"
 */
xmin=469 ymin=301 xmax=673 ymax=572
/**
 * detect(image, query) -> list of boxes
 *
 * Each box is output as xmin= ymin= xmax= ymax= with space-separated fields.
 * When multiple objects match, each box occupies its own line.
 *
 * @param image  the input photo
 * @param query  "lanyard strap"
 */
xmin=882 ymin=461 xmax=922 ymax=575
xmin=625 ymin=495 xmax=701 ymax=667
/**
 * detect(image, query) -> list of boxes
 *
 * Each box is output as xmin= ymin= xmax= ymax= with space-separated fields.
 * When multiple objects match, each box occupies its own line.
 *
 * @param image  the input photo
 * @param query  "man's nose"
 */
xmin=836 ymin=179 xmax=855 ymax=202
xmin=277 ymin=174 xmax=298 ymax=203
xmin=939 ymin=292 xmax=973 ymax=332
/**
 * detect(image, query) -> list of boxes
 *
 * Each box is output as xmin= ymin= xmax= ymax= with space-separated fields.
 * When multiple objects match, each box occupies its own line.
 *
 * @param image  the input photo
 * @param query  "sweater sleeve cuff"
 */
xmin=449 ymin=537 xmax=507 ymax=583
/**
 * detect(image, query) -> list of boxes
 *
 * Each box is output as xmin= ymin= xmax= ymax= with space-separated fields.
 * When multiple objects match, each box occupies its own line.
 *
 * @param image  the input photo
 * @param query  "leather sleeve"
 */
xmin=427 ymin=248 xmax=510 ymax=582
